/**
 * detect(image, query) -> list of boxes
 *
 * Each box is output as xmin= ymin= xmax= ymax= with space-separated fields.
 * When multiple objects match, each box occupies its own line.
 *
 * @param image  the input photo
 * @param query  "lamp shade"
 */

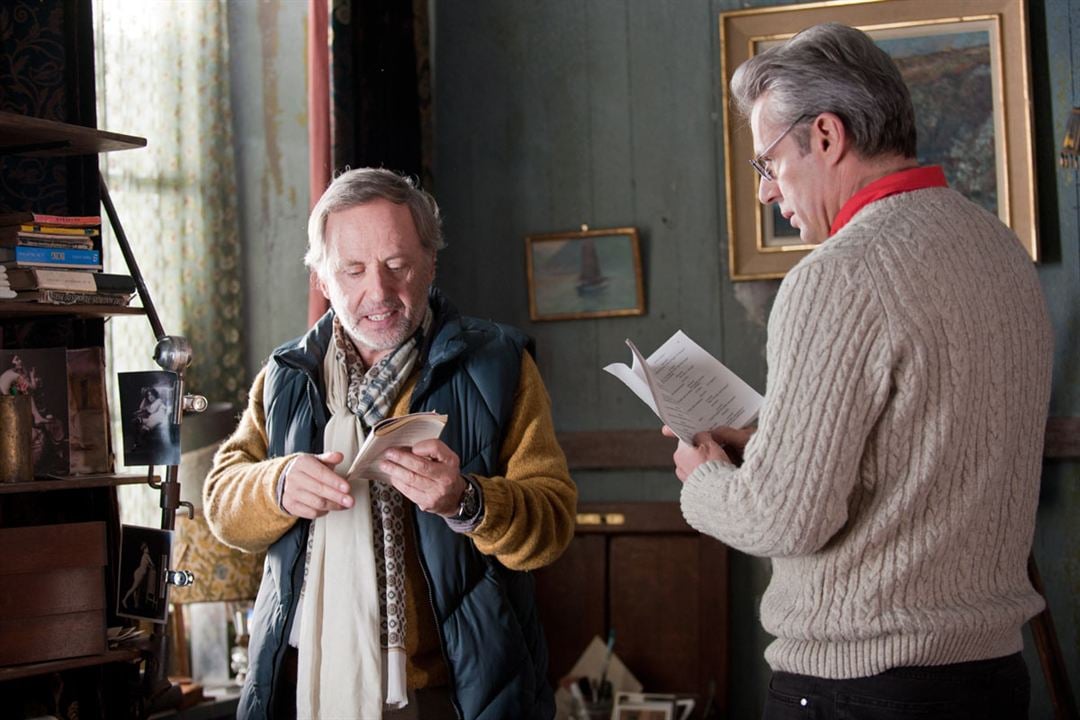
xmin=172 ymin=511 xmax=263 ymax=604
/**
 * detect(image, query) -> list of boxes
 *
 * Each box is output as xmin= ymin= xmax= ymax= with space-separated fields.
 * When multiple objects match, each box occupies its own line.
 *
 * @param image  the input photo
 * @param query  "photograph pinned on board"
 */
xmin=117 ymin=524 xmax=172 ymax=624
xmin=0 ymin=348 xmax=70 ymax=476
xmin=118 ymin=370 xmax=180 ymax=466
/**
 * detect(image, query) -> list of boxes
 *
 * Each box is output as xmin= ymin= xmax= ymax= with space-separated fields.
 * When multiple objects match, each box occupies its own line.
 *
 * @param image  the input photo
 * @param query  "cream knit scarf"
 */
xmin=295 ymin=320 xmax=424 ymax=719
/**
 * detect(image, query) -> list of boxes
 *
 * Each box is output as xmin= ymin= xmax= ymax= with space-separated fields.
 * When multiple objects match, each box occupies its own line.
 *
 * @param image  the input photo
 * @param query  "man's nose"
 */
xmin=758 ymin=175 xmax=780 ymax=205
xmin=363 ymin=265 xmax=395 ymax=300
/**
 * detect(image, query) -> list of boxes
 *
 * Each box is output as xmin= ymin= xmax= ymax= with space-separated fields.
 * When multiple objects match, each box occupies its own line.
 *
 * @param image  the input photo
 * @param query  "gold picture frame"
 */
xmin=720 ymin=0 xmax=1037 ymax=280
xmin=525 ymin=226 xmax=645 ymax=322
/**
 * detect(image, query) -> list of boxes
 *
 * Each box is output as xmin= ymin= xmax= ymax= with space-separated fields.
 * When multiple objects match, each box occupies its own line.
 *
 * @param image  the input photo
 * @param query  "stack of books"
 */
xmin=0 ymin=212 xmax=136 ymax=306
xmin=0 ymin=265 xmax=15 ymax=299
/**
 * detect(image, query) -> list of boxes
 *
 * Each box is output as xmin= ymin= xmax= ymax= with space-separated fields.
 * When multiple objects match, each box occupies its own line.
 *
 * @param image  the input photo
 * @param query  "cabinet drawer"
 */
xmin=0 ymin=521 xmax=107 ymax=666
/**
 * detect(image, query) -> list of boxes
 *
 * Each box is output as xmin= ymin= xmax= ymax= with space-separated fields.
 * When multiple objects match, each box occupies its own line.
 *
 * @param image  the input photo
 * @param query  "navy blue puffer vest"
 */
xmin=237 ymin=290 xmax=554 ymax=720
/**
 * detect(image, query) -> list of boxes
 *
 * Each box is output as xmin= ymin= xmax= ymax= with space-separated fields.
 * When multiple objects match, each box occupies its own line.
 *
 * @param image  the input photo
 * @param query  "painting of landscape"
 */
xmin=526 ymin=229 xmax=644 ymax=321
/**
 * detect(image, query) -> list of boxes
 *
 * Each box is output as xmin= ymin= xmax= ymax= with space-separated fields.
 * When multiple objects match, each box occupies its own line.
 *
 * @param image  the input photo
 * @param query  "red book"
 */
xmin=31 ymin=213 xmax=102 ymax=227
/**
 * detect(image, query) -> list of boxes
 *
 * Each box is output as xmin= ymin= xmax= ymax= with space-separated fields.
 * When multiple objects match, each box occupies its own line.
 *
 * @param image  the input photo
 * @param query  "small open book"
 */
xmin=346 ymin=411 xmax=448 ymax=484
xmin=603 ymin=330 xmax=763 ymax=444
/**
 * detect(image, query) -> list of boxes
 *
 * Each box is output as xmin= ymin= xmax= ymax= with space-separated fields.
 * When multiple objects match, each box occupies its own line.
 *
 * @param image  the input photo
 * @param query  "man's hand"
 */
xmin=281 ymin=451 xmax=354 ymax=519
xmin=663 ymin=426 xmax=733 ymax=483
xmin=705 ymin=425 xmax=755 ymax=466
xmin=381 ymin=439 xmax=465 ymax=517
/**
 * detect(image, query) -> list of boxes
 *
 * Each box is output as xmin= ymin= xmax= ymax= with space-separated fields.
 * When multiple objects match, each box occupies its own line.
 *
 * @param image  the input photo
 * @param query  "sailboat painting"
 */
xmin=526 ymin=226 xmax=645 ymax=321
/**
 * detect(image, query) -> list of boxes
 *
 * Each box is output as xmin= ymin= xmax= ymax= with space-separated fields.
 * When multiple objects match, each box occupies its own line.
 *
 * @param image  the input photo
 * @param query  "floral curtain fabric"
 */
xmin=94 ymin=0 xmax=243 ymax=524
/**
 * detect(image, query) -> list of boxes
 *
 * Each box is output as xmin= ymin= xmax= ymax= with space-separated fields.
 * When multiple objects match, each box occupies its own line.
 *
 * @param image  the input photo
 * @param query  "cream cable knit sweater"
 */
xmin=681 ymin=186 xmax=1053 ymax=679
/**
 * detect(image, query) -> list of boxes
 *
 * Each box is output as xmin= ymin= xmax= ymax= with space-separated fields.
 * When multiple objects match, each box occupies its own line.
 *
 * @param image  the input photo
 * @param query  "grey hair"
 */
xmin=730 ymin=22 xmax=916 ymax=159
xmin=305 ymin=167 xmax=445 ymax=273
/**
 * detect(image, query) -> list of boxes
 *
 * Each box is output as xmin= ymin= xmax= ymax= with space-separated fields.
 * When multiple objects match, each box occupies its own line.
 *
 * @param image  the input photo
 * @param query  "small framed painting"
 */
xmin=525 ymin=226 xmax=645 ymax=322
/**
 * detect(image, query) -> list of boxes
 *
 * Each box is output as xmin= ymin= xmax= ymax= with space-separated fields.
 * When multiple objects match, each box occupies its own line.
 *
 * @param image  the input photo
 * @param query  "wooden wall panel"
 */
xmin=609 ymin=535 xmax=700 ymax=692
xmin=534 ymin=502 xmax=728 ymax=715
xmin=534 ymin=533 xmax=606 ymax=687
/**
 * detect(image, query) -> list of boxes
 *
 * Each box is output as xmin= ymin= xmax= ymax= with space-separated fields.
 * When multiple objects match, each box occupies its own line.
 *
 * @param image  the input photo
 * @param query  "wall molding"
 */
xmin=558 ymin=417 xmax=1080 ymax=470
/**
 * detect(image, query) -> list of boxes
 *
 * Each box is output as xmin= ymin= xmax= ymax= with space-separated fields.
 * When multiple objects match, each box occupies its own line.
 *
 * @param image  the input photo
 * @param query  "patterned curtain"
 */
xmin=93 ymin=1 xmax=243 ymax=525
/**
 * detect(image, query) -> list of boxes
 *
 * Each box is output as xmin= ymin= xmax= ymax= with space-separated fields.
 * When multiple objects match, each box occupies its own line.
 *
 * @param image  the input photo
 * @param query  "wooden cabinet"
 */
xmin=534 ymin=501 xmax=729 ymax=717
xmin=0 ymin=111 xmax=170 ymax=719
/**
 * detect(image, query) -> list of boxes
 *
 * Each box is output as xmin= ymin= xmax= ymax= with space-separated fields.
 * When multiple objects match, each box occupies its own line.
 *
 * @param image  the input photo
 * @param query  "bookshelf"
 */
xmin=0 ymin=111 xmax=146 ymax=156
xmin=0 ymin=111 xmax=190 ymax=718
xmin=0 ymin=473 xmax=155 ymax=495
xmin=0 ymin=302 xmax=146 ymax=317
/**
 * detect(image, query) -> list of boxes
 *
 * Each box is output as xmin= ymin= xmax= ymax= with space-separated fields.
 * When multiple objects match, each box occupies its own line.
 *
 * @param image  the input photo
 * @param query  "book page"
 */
xmin=346 ymin=411 xmax=448 ymax=484
xmin=604 ymin=330 xmax=763 ymax=444
xmin=601 ymin=348 xmax=660 ymax=417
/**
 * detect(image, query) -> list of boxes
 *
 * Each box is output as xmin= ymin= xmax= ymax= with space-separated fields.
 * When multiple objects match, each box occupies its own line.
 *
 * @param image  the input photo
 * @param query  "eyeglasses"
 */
xmin=749 ymin=114 xmax=812 ymax=182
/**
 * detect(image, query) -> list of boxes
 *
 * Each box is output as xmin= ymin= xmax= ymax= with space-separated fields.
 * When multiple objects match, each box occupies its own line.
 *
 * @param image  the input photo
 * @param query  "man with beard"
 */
xmin=204 ymin=168 xmax=577 ymax=720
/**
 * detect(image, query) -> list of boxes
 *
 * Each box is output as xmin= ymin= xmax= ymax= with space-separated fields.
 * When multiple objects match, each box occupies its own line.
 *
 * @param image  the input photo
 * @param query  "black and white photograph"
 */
xmin=117 ymin=524 xmax=172 ymax=624
xmin=118 ymin=370 xmax=180 ymax=467
xmin=0 ymin=347 xmax=70 ymax=476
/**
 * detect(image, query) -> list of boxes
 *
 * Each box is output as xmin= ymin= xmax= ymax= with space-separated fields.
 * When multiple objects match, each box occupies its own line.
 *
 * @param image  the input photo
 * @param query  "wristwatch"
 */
xmin=454 ymin=476 xmax=482 ymax=521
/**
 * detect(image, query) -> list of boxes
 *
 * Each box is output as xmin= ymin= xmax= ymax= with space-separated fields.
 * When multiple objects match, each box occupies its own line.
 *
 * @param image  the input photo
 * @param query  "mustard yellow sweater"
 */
xmin=204 ymin=351 xmax=576 ymax=686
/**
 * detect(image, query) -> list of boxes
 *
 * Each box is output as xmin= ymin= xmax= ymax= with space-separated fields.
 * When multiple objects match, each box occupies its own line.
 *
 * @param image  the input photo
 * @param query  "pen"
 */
xmin=597 ymin=628 xmax=615 ymax=699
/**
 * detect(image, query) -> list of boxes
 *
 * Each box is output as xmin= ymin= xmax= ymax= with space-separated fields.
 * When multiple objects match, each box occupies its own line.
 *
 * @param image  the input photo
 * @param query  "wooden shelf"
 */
xmin=0 ymin=474 xmax=155 ymax=495
xmin=0 ymin=111 xmax=146 ymax=157
xmin=0 ymin=301 xmax=146 ymax=318
xmin=0 ymin=647 xmax=143 ymax=683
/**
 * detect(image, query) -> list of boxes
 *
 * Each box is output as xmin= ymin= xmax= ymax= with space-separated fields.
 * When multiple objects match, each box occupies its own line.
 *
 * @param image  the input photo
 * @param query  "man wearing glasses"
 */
xmin=667 ymin=22 xmax=1051 ymax=719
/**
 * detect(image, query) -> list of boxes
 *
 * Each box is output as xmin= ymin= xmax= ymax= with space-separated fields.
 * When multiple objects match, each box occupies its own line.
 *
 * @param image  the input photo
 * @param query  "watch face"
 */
xmin=458 ymin=481 xmax=479 ymax=519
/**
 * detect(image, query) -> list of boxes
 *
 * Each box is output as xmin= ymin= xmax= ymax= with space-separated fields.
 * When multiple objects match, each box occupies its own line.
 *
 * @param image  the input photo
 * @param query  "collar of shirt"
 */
xmin=829 ymin=165 xmax=948 ymax=236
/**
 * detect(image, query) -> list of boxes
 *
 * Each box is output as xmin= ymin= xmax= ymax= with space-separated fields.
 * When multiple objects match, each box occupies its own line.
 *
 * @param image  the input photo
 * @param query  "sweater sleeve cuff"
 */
xmin=680 ymin=459 xmax=735 ymax=534
xmin=467 ymin=475 xmax=508 ymax=541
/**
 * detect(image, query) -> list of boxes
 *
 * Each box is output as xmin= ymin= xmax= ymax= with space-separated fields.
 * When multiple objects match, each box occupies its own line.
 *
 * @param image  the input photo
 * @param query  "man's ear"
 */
xmin=811 ymin=112 xmax=848 ymax=165
xmin=312 ymin=269 xmax=330 ymax=300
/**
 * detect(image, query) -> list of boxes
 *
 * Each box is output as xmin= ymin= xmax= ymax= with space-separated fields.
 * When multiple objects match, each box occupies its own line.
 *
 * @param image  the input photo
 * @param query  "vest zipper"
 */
xmin=411 ymin=507 xmax=464 ymax=720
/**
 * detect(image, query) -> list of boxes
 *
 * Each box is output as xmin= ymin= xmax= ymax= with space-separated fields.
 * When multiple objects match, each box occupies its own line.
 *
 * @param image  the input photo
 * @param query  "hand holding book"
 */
xmin=346 ymin=411 xmax=449 ymax=484
xmin=603 ymin=330 xmax=763 ymax=444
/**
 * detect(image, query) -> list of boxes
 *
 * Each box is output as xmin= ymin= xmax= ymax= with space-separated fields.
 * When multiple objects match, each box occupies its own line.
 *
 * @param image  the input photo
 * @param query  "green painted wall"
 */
xmin=229 ymin=0 xmax=311 ymax=380
xmin=430 ymin=1 xmax=1080 ymax=717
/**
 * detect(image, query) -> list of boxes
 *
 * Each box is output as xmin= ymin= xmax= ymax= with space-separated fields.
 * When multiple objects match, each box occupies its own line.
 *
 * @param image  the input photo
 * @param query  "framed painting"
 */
xmin=720 ymin=0 xmax=1037 ymax=280
xmin=525 ymin=226 xmax=645 ymax=322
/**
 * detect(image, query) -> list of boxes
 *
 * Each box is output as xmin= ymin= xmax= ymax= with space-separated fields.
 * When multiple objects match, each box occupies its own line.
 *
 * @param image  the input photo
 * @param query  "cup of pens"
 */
xmin=0 ymin=393 xmax=33 ymax=482
xmin=569 ymin=629 xmax=617 ymax=720
xmin=567 ymin=674 xmax=612 ymax=720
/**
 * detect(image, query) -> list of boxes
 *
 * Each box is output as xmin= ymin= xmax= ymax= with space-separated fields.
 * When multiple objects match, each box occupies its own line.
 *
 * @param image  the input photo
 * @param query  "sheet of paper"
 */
xmin=604 ymin=330 xmax=763 ymax=444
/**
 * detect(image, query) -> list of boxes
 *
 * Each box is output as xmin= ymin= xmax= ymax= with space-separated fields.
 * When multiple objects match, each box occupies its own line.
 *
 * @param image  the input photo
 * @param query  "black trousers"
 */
xmin=763 ymin=653 xmax=1030 ymax=720
xmin=272 ymin=646 xmax=457 ymax=719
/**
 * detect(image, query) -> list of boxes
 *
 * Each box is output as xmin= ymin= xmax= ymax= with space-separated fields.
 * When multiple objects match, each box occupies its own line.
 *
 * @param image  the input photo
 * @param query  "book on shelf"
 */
xmin=4 ymin=267 xmax=136 ymax=294
xmin=0 ymin=212 xmax=102 ymax=227
xmin=3 ymin=232 xmax=96 ymax=250
xmin=345 ymin=411 xmax=449 ymax=484
xmin=18 ymin=224 xmax=100 ymax=236
xmin=603 ymin=330 xmax=764 ymax=444
xmin=9 ymin=289 xmax=134 ymax=307
xmin=0 ymin=245 xmax=102 ymax=270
